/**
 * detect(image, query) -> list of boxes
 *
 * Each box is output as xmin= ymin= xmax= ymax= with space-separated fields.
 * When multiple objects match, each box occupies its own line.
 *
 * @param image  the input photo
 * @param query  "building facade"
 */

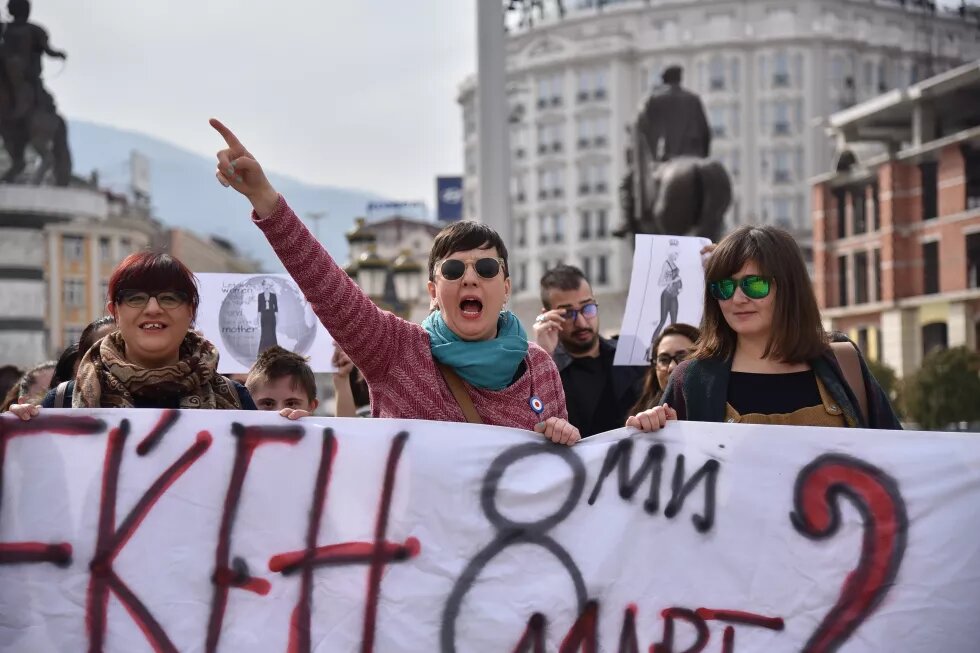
xmin=459 ymin=0 xmax=979 ymax=330
xmin=159 ymin=228 xmax=263 ymax=274
xmin=44 ymin=192 xmax=160 ymax=354
xmin=813 ymin=61 xmax=980 ymax=377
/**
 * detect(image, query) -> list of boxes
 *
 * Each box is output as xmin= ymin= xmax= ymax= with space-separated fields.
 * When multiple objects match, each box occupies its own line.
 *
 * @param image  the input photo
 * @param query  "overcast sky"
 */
xmin=35 ymin=0 xmax=477 ymax=203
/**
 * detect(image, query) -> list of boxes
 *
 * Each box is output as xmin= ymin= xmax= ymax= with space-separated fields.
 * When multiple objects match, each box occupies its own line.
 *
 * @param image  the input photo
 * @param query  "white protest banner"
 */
xmin=194 ymin=273 xmax=336 ymax=373
xmin=2 ymin=411 xmax=979 ymax=652
xmin=615 ymin=234 xmax=710 ymax=366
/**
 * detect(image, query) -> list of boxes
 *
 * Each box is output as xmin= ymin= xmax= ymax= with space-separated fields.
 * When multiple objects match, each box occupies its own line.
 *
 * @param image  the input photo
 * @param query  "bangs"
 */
xmin=108 ymin=252 xmax=199 ymax=313
xmin=428 ymin=221 xmax=509 ymax=279
xmin=704 ymin=227 xmax=775 ymax=282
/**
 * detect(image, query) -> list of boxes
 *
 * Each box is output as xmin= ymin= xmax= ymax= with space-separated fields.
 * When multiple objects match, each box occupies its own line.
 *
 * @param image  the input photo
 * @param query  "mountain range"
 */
xmin=67 ymin=119 xmax=388 ymax=270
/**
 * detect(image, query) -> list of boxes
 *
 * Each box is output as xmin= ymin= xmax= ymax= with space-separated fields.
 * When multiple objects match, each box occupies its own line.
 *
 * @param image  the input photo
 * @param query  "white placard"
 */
xmin=615 ymin=234 xmax=711 ymax=366
xmin=2 ymin=411 xmax=979 ymax=652
xmin=194 ymin=273 xmax=336 ymax=374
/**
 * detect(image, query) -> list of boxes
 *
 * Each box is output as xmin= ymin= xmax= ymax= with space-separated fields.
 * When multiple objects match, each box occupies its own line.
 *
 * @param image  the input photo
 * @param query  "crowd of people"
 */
xmin=1 ymin=118 xmax=901 ymax=437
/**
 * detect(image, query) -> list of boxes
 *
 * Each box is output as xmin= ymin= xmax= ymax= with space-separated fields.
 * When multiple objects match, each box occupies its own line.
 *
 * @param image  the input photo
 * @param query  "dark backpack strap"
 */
xmin=830 ymin=342 xmax=869 ymax=426
xmin=54 ymin=380 xmax=71 ymax=408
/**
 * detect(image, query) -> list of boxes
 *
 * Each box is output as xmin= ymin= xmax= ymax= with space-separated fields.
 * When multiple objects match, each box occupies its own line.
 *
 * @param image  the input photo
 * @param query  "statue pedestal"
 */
xmin=0 ymin=185 xmax=108 ymax=367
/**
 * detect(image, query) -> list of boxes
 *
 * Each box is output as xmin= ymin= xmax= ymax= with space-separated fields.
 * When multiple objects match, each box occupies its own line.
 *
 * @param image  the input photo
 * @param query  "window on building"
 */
xmin=577 ymin=67 xmax=607 ymax=102
xmin=964 ymin=145 xmax=980 ymax=210
xmin=773 ymin=149 xmax=792 ymax=184
xmin=838 ymin=255 xmax=849 ymax=307
xmin=872 ymin=183 xmax=881 ymax=231
xmin=709 ymin=55 xmax=726 ymax=90
xmin=539 ymin=215 xmax=549 ymax=245
xmin=518 ymin=262 xmax=528 ymax=292
xmin=709 ymin=106 xmax=726 ymax=138
xmin=923 ymin=241 xmax=940 ymax=294
xmin=773 ymin=197 xmax=793 ymax=230
xmin=758 ymin=53 xmax=768 ymax=90
xmin=773 ymin=51 xmax=790 ymax=87
xmin=920 ymin=161 xmax=938 ymax=220
xmin=63 ymin=279 xmax=86 ymax=307
xmin=553 ymin=212 xmax=565 ymax=244
xmin=857 ymin=327 xmax=870 ymax=356
xmin=873 ymin=248 xmax=882 ymax=301
xmin=581 ymin=256 xmax=592 ymax=281
xmin=852 ymin=188 xmax=867 ymax=234
xmin=62 ymin=235 xmax=85 ymax=261
xmin=98 ymin=237 xmax=111 ymax=261
xmin=100 ymin=279 xmax=109 ymax=303
xmin=512 ymin=127 xmax=527 ymax=159
xmin=967 ymin=232 xmax=980 ymax=289
xmin=516 ymin=217 xmax=527 ymax=247
xmin=580 ymin=210 xmax=591 ymax=240
xmin=835 ymin=190 xmax=847 ymax=238
xmin=537 ymin=123 xmax=563 ymax=154
xmin=597 ymin=255 xmax=609 ymax=286
xmin=922 ymin=322 xmax=948 ymax=357
xmin=854 ymin=251 xmax=869 ymax=304
xmin=592 ymin=116 xmax=607 ymax=147
xmin=579 ymin=161 xmax=609 ymax=195
xmin=537 ymin=72 xmax=563 ymax=108
xmin=596 ymin=208 xmax=608 ymax=238
xmin=511 ymin=174 xmax=526 ymax=204
xmin=773 ymin=101 xmax=791 ymax=136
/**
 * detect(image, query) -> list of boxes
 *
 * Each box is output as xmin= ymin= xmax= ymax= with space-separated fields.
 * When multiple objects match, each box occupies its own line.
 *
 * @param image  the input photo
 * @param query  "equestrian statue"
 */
xmin=0 ymin=0 xmax=72 ymax=186
xmin=616 ymin=66 xmax=731 ymax=244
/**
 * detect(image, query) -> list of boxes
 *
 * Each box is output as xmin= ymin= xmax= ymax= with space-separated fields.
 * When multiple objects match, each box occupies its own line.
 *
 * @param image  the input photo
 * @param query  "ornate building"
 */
xmin=459 ymin=0 xmax=980 ymax=330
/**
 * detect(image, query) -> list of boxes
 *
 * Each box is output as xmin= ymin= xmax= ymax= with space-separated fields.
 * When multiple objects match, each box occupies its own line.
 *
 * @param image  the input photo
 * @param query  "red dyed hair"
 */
xmin=107 ymin=252 xmax=200 ymax=319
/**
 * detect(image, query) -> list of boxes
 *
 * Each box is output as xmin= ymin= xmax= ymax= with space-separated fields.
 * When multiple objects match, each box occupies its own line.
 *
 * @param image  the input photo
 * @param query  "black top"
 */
xmin=727 ymin=370 xmax=822 ymax=416
xmin=561 ymin=348 xmax=624 ymax=438
xmin=42 ymin=380 xmax=257 ymax=410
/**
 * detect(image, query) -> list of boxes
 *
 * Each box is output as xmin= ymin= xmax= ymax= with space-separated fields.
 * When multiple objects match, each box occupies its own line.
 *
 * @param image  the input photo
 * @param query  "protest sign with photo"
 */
xmin=2 ymin=411 xmax=979 ymax=652
xmin=194 ymin=273 xmax=336 ymax=374
xmin=615 ymin=234 xmax=711 ymax=366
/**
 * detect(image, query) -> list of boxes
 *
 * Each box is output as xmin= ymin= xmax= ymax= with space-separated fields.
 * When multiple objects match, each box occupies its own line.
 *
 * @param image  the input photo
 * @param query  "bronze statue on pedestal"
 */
xmin=616 ymin=66 xmax=731 ymax=243
xmin=0 ymin=0 xmax=72 ymax=186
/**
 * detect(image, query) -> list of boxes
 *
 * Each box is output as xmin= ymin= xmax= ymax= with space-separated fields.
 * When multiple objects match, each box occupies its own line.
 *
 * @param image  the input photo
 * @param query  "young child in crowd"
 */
xmin=245 ymin=346 xmax=318 ymax=419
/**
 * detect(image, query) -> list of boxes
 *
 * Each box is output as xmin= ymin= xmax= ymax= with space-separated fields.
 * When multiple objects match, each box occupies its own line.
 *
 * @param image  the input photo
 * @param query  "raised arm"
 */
xmin=210 ymin=119 xmax=419 ymax=382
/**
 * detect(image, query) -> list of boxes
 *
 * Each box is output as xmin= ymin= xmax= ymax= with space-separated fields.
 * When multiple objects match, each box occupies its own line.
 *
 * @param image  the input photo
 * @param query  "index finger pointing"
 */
xmin=209 ymin=118 xmax=245 ymax=149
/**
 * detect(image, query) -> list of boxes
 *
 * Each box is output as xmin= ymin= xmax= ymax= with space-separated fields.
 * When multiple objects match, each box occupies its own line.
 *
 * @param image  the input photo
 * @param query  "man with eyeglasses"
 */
xmin=535 ymin=265 xmax=647 ymax=437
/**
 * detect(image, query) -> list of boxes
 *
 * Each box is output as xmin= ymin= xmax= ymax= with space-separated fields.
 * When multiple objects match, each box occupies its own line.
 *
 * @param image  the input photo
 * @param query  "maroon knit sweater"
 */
xmin=253 ymin=196 xmax=568 ymax=429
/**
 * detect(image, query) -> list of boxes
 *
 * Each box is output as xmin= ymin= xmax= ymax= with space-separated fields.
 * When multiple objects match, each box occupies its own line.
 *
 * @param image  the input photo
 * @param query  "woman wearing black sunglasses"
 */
xmin=8 ymin=252 xmax=255 ymax=415
xmin=627 ymin=225 xmax=900 ymax=432
xmin=208 ymin=119 xmax=578 ymax=444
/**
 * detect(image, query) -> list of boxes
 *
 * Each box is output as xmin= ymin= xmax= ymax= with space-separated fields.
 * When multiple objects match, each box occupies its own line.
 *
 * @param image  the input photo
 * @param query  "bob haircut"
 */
xmin=107 ymin=252 xmax=200 ymax=320
xmin=427 ymin=221 xmax=509 ymax=281
xmin=696 ymin=225 xmax=828 ymax=363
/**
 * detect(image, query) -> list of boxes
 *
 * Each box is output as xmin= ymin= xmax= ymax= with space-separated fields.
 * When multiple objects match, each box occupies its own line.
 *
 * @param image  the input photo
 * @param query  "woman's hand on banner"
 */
xmin=6 ymin=402 xmax=40 ymax=421
xmin=626 ymin=403 xmax=678 ymax=432
xmin=534 ymin=417 xmax=581 ymax=446
xmin=210 ymin=118 xmax=280 ymax=218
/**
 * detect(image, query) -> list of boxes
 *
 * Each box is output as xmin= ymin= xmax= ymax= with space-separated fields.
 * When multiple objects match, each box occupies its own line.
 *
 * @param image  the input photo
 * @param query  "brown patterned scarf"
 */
xmin=73 ymin=330 xmax=242 ymax=409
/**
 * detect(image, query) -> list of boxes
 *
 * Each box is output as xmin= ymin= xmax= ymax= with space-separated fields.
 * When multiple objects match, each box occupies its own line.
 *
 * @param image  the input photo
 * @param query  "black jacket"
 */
xmin=552 ymin=337 xmax=647 ymax=436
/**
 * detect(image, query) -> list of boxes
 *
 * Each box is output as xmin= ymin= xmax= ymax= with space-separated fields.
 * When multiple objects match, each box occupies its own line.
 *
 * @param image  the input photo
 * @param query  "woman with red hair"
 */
xmin=9 ymin=251 xmax=255 ymax=414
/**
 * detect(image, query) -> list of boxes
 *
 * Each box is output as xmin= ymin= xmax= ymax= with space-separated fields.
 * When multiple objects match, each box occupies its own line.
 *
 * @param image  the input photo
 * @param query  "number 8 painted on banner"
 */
xmin=439 ymin=442 xmax=589 ymax=653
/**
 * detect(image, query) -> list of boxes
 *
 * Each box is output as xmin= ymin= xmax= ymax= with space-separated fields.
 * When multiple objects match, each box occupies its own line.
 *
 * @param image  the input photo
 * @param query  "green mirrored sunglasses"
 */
xmin=708 ymin=275 xmax=772 ymax=301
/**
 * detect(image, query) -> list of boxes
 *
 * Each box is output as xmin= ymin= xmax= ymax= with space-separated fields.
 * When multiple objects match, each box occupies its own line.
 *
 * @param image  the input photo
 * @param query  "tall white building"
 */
xmin=458 ymin=0 xmax=980 ymax=331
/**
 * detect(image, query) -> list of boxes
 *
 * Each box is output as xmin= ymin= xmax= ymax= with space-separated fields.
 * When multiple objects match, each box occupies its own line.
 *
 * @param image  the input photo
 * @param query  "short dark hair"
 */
xmin=696 ymin=225 xmax=828 ymax=363
xmin=79 ymin=315 xmax=116 ymax=356
xmin=539 ymin=264 xmax=589 ymax=309
xmin=50 ymin=343 xmax=80 ymax=388
xmin=427 ymin=221 xmax=509 ymax=281
xmin=108 ymin=252 xmax=200 ymax=319
xmin=662 ymin=65 xmax=683 ymax=85
xmin=630 ymin=323 xmax=702 ymax=414
xmin=245 ymin=346 xmax=317 ymax=403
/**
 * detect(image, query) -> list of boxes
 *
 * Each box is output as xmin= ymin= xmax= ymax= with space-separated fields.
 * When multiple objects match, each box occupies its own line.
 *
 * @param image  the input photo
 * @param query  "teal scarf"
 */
xmin=422 ymin=310 xmax=529 ymax=391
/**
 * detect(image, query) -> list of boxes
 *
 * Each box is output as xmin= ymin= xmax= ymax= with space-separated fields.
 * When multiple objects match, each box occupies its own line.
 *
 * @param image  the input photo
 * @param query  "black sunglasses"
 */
xmin=709 ymin=275 xmax=772 ymax=301
xmin=438 ymin=257 xmax=505 ymax=281
xmin=116 ymin=289 xmax=189 ymax=309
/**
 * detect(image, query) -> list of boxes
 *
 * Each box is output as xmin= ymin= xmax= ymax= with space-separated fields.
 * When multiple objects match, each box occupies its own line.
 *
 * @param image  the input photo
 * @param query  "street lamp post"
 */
xmin=344 ymin=222 xmax=426 ymax=320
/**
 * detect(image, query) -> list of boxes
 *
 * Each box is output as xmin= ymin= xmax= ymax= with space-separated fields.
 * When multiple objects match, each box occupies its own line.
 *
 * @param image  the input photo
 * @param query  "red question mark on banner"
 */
xmin=790 ymin=453 xmax=908 ymax=653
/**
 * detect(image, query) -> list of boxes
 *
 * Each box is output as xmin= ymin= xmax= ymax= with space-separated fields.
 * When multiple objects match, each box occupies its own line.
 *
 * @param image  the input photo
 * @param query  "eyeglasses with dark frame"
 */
xmin=116 ymin=290 xmax=190 ymax=310
xmin=435 ymin=257 xmax=506 ymax=281
xmin=560 ymin=302 xmax=599 ymax=321
xmin=655 ymin=351 xmax=689 ymax=368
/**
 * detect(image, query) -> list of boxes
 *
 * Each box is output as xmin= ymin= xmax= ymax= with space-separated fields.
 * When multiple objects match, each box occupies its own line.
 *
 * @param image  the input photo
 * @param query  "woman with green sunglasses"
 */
xmin=627 ymin=225 xmax=901 ymax=432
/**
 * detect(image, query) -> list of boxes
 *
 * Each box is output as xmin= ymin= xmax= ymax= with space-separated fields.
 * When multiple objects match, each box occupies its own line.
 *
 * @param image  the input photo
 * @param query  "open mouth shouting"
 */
xmin=459 ymin=296 xmax=484 ymax=320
